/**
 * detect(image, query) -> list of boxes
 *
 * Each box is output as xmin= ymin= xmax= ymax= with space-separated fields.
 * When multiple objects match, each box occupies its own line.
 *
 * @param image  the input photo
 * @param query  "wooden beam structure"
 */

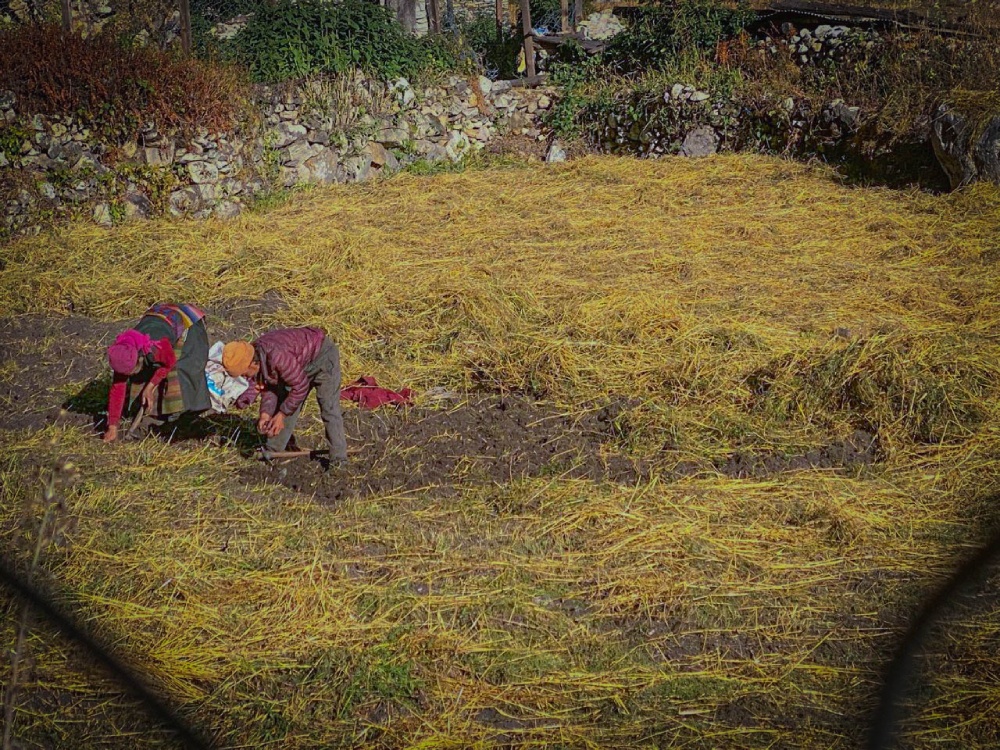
xmin=526 ymin=0 xmax=990 ymax=58
xmin=531 ymin=32 xmax=605 ymax=54
xmin=751 ymin=0 xmax=985 ymax=35
xmin=519 ymin=0 xmax=535 ymax=78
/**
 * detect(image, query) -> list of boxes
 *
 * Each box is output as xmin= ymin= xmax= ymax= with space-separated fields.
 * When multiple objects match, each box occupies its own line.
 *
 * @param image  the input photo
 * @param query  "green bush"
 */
xmin=226 ymin=0 xmax=456 ymax=83
xmin=543 ymin=53 xmax=603 ymax=137
xmin=458 ymin=15 xmax=521 ymax=80
xmin=603 ymin=0 xmax=754 ymax=74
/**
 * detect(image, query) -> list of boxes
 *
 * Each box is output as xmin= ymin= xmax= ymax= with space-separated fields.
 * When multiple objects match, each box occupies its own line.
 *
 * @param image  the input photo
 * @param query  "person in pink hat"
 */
xmin=104 ymin=302 xmax=211 ymax=442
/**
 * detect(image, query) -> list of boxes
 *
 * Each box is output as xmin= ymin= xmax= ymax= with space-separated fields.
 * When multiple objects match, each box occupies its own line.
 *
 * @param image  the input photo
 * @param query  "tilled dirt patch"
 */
xmin=0 ymin=314 xmax=122 ymax=431
xmin=240 ymin=397 xmax=648 ymax=502
xmin=241 ymin=403 xmax=881 ymax=502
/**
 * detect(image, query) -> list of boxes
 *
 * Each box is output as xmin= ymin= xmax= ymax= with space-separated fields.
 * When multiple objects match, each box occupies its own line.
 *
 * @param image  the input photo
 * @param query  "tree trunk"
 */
xmin=429 ymin=0 xmax=440 ymax=33
xmin=387 ymin=0 xmax=418 ymax=33
xmin=179 ymin=0 xmax=192 ymax=55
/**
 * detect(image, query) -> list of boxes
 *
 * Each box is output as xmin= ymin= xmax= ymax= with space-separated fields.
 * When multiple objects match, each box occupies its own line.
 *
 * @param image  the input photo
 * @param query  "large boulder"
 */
xmin=169 ymin=187 xmax=202 ymax=217
xmin=304 ymin=151 xmax=340 ymax=184
xmin=679 ymin=126 xmax=719 ymax=158
xmin=124 ymin=190 xmax=153 ymax=220
xmin=931 ymin=102 xmax=1000 ymax=189
xmin=341 ymin=153 xmax=372 ymax=182
xmin=445 ymin=130 xmax=471 ymax=162
xmin=545 ymin=140 xmax=567 ymax=164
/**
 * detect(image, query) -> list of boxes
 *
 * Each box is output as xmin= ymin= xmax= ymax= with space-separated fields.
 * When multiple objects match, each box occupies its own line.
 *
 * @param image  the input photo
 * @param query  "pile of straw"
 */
xmin=2 ymin=155 xmax=999 ymax=748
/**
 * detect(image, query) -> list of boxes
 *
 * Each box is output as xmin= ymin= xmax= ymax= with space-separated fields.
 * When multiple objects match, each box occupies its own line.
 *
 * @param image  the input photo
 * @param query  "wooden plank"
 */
xmin=260 ymin=449 xmax=329 ymax=460
xmin=755 ymin=0 xmax=977 ymax=32
xmin=561 ymin=0 xmax=569 ymax=32
xmin=581 ymin=0 xmax=982 ymax=33
xmin=509 ymin=73 xmax=549 ymax=88
xmin=531 ymin=32 xmax=605 ymax=53
xmin=179 ymin=0 xmax=192 ymax=55
xmin=519 ymin=0 xmax=536 ymax=78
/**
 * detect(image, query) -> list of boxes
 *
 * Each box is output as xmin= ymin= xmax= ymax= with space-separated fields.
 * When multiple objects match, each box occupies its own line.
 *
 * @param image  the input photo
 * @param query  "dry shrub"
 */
xmin=752 ymin=6 xmax=1000 ymax=148
xmin=0 ymin=24 xmax=248 ymax=144
xmin=706 ymin=4 xmax=1000 ymax=157
xmin=854 ymin=17 xmax=1000 ymax=147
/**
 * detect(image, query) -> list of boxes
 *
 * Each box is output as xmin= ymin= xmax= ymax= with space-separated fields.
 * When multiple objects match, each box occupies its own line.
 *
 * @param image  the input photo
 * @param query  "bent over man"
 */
xmin=222 ymin=326 xmax=348 ymax=465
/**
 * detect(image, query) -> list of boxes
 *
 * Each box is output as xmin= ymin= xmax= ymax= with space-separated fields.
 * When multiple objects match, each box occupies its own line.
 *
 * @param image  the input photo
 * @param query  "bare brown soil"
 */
xmin=241 ymin=396 xmax=650 ymax=502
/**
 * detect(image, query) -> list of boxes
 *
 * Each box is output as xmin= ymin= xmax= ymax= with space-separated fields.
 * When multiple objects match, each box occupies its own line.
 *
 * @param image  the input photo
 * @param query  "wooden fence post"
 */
xmin=518 ymin=0 xmax=535 ymax=78
xmin=179 ymin=0 xmax=192 ymax=55
xmin=495 ymin=0 xmax=503 ymax=38
xmin=560 ymin=0 xmax=568 ymax=33
xmin=573 ymin=0 xmax=582 ymax=30
xmin=61 ymin=0 xmax=71 ymax=31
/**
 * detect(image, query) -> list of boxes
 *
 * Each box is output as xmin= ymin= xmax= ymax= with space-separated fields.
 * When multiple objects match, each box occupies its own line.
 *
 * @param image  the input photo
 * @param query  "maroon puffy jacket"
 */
xmin=235 ymin=326 xmax=326 ymax=416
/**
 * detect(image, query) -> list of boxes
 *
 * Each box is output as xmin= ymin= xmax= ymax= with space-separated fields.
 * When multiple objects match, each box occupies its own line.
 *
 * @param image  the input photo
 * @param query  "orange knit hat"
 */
xmin=222 ymin=341 xmax=255 ymax=377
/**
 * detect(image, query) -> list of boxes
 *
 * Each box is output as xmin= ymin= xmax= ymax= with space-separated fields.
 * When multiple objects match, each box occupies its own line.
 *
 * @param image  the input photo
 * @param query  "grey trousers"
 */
xmin=267 ymin=338 xmax=348 ymax=461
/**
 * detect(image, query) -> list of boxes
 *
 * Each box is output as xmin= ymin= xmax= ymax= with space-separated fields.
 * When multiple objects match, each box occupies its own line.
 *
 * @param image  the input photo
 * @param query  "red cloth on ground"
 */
xmin=106 ymin=338 xmax=176 ymax=427
xmin=340 ymin=376 xmax=413 ymax=409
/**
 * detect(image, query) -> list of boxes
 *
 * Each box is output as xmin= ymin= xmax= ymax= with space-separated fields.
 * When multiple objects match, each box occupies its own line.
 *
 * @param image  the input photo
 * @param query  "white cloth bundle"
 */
xmin=205 ymin=341 xmax=250 ymax=413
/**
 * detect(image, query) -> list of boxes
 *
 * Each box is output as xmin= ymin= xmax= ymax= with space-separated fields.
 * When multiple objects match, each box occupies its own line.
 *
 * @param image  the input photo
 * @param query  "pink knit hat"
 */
xmin=107 ymin=329 xmax=153 ymax=375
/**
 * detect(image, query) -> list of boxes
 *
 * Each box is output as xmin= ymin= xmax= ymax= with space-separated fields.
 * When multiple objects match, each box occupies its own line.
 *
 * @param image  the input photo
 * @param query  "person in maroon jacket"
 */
xmin=222 ymin=327 xmax=348 ymax=465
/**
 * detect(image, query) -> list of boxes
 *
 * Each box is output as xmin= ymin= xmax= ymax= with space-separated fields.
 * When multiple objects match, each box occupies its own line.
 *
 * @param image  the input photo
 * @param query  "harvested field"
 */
xmin=2 ymin=155 xmax=1000 ymax=749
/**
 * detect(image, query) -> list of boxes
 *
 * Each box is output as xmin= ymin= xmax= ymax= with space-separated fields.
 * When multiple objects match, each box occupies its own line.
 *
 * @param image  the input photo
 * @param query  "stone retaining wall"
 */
xmin=1 ymin=73 xmax=555 ymax=240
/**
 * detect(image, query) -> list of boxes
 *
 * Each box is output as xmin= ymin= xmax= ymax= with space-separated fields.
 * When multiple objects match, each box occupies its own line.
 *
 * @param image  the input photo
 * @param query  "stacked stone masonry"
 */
xmin=0 ymin=74 xmax=554 ymax=239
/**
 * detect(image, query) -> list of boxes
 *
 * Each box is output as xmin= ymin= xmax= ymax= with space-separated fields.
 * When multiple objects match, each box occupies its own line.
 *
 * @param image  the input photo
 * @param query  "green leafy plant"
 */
xmin=543 ymin=56 xmax=602 ymax=138
xmin=226 ymin=0 xmax=456 ymax=83
xmin=458 ymin=15 xmax=521 ymax=80
xmin=603 ymin=0 xmax=754 ymax=74
xmin=0 ymin=124 xmax=30 ymax=160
